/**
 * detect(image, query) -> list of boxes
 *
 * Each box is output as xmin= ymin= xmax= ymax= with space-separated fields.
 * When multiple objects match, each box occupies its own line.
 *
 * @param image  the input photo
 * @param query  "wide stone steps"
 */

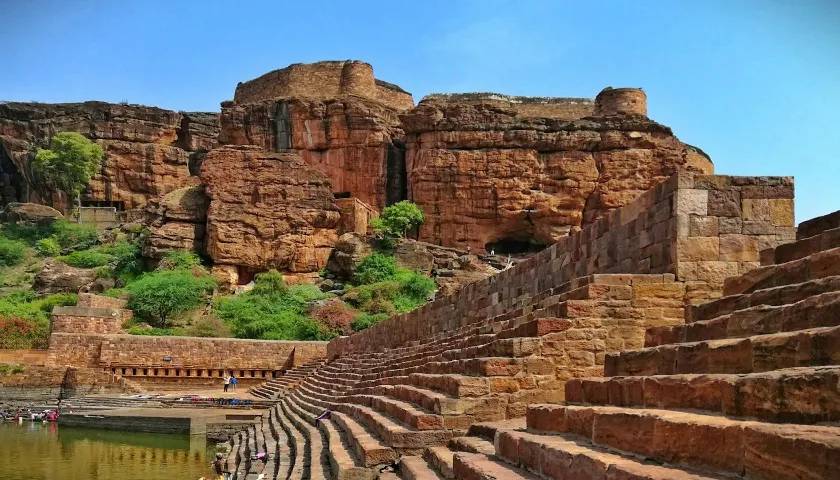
xmin=606 ymin=325 xmax=840 ymax=376
xmin=564 ymin=366 xmax=840 ymax=424
xmin=279 ymin=397 xmax=329 ymax=479
xmin=273 ymin=404 xmax=305 ymax=480
xmin=768 ymin=226 xmax=840 ymax=265
xmin=645 ymin=290 xmax=840 ymax=347
xmin=495 ymin=429 xmax=722 ymax=480
xmin=289 ymin=390 xmax=396 ymax=468
xmin=722 ymin=246 xmax=840 ymax=296
xmin=526 ymin=404 xmax=840 ymax=479
xmin=423 ymin=447 xmax=454 ymax=479
xmin=796 ymin=210 xmax=840 ymax=240
xmin=689 ymin=275 xmax=840 ymax=323
xmin=452 ymin=451 xmax=540 ymax=479
xmin=399 ymin=455 xmax=445 ymax=480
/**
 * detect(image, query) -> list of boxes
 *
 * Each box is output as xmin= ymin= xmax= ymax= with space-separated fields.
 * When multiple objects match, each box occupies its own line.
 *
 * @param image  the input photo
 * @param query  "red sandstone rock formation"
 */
xmin=143 ymin=183 xmax=208 ymax=259
xmin=0 ymin=102 xmax=218 ymax=210
xmin=200 ymin=146 xmax=341 ymax=279
xmin=401 ymin=90 xmax=713 ymax=252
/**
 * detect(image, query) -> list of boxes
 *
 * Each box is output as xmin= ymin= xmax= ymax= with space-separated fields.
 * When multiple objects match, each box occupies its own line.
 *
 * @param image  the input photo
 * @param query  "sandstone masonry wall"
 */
xmin=421 ymin=93 xmax=596 ymax=120
xmin=233 ymin=60 xmax=413 ymax=111
xmin=328 ymin=173 xmax=794 ymax=357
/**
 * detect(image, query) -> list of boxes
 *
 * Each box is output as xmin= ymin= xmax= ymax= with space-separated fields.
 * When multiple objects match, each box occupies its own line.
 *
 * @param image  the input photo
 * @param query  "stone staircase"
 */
xmin=417 ymin=211 xmax=840 ymax=480
xmin=249 ymin=359 xmax=326 ymax=400
xmin=225 ymin=272 xmax=691 ymax=479
xmin=225 ymin=407 xmax=290 ymax=479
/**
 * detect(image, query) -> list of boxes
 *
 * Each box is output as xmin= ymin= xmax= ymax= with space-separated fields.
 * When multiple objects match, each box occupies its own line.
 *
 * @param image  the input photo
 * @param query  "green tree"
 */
xmin=126 ymin=270 xmax=216 ymax=327
xmin=32 ymin=132 xmax=104 ymax=209
xmin=371 ymin=201 xmax=425 ymax=239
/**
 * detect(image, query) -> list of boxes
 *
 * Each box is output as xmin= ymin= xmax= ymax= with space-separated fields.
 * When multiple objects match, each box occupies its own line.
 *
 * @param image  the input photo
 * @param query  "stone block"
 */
xmin=708 ymin=189 xmax=741 ymax=217
xmin=677 ymin=237 xmax=719 ymax=262
xmin=719 ymin=234 xmax=759 ymax=262
xmin=674 ymin=189 xmax=708 ymax=216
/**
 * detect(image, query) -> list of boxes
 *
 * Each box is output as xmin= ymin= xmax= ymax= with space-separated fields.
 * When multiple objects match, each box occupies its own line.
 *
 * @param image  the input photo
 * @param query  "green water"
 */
xmin=0 ymin=421 xmax=220 ymax=480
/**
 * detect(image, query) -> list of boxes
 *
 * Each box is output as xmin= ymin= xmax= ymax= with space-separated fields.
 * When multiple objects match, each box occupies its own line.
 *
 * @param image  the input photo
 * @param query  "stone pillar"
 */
xmin=594 ymin=87 xmax=647 ymax=116
xmin=339 ymin=61 xmax=376 ymax=98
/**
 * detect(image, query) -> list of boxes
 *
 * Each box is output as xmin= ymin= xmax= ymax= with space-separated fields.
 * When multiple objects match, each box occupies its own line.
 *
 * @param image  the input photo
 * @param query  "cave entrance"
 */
xmin=0 ymin=145 xmax=24 ymax=204
xmin=485 ymin=237 xmax=547 ymax=256
xmin=236 ymin=266 xmax=258 ymax=285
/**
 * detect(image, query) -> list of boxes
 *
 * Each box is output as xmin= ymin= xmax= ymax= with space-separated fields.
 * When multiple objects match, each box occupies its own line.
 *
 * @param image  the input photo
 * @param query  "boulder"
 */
xmin=394 ymin=239 xmax=435 ymax=274
xmin=143 ymin=184 xmax=208 ymax=259
xmin=200 ymin=146 xmax=341 ymax=274
xmin=325 ymin=232 xmax=373 ymax=280
xmin=1 ymin=202 xmax=63 ymax=223
xmin=33 ymin=259 xmax=98 ymax=294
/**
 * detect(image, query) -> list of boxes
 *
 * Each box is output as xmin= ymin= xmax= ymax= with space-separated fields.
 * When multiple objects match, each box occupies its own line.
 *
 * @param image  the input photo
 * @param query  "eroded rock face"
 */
xmin=200 ymin=146 xmax=340 ymax=275
xmin=401 ymin=97 xmax=713 ymax=251
xmin=33 ymin=259 xmax=98 ymax=294
xmin=0 ymin=102 xmax=219 ymax=210
xmin=1 ymin=202 xmax=63 ymax=223
xmin=220 ymin=96 xmax=405 ymax=209
xmin=143 ymin=183 xmax=208 ymax=258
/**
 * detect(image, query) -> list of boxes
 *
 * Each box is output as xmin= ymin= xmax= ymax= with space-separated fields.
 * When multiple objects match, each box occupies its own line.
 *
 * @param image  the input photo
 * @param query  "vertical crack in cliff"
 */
xmin=385 ymin=139 xmax=407 ymax=205
xmin=582 ymin=152 xmax=604 ymax=225
xmin=274 ymin=101 xmax=291 ymax=151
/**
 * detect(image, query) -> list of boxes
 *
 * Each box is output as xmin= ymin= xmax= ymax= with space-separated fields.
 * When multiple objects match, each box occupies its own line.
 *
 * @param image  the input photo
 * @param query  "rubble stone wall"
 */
xmin=328 ymin=173 xmax=794 ymax=357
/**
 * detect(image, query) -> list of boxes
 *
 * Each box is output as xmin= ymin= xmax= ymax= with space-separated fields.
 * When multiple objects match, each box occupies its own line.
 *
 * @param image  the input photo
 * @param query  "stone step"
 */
xmin=279 ymin=397 xmax=327 ymax=480
xmin=723 ymin=246 xmax=840 ymax=296
xmin=526 ymin=404 xmax=840 ymax=479
xmin=367 ymin=384 xmax=501 ymax=419
xmin=466 ymin=418 xmax=526 ymax=442
xmin=344 ymin=394 xmax=446 ymax=431
xmin=292 ymin=389 xmax=453 ymax=449
xmin=689 ymin=275 xmax=840 ymax=322
xmin=423 ymin=447 xmax=455 ymax=479
xmin=769 ymin=226 xmax=840 ymax=265
xmin=796 ymin=209 xmax=840 ymax=240
xmin=496 ymin=429 xmax=722 ymax=480
xmin=290 ymin=392 xmax=397 ymax=468
xmin=399 ymin=455 xmax=445 ymax=480
xmin=565 ymin=366 xmax=840 ymax=424
xmin=447 ymin=436 xmax=494 ymax=456
xmin=452 ymin=451 xmax=540 ymax=480
xmin=646 ymin=291 xmax=840 ymax=346
xmin=606 ymin=325 xmax=840 ymax=376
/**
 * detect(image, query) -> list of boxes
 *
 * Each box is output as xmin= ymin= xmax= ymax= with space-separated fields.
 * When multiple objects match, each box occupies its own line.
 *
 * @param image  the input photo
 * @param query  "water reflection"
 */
xmin=0 ymin=421 xmax=217 ymax=480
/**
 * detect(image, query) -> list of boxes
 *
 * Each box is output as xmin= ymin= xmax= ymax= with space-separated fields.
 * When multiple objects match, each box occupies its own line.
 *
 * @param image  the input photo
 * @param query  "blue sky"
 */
xmin=3 ymin=0 xmax=839 ymax=221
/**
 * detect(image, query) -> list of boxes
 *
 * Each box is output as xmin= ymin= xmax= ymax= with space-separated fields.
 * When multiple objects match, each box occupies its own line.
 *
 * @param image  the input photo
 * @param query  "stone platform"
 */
xmin=59 ymin=406 xmax=264 ymax=435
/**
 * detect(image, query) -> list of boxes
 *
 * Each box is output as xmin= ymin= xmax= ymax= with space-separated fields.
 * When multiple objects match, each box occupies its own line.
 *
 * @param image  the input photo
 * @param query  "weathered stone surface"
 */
xmin=0 ymin=202 xmax=63 ymax=223
xmin=200 ymin=146 xmax=340 ymax=275
xmin=325 ymin=232 xmax=374 ymax=280
xmin=401 ymin=94 xmax=714 ymax=251
xmin=143 ymin=184 xmax=208 ymax=258
xmin=220 ymin=96 xmax=405 ymax=209
xmin=0 ymin=101 xmax=218 ymax=210
xmin=33 ymin=259 xmax=98 ymax=294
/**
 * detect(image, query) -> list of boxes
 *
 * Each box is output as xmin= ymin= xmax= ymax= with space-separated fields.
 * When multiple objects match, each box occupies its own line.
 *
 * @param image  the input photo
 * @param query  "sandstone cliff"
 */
xmin=401 ymin=91 xmax=713 ymax=252
xmin=199 ymin=146 xmax=340 ymax=280
xmin=0 ymin=101 xmax=219 ymax=210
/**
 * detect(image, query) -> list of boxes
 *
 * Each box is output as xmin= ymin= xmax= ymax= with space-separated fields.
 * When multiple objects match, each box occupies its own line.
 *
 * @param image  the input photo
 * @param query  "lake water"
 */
xmin=0 ymin=421 xmax=220 ymax=480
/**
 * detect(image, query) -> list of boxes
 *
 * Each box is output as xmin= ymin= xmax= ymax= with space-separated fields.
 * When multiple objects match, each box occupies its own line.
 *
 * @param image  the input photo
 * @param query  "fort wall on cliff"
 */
xmin=233 ymin=60 xmax=414 ymax=111
xmin=328 ymin=172 xmax=794 ymax=358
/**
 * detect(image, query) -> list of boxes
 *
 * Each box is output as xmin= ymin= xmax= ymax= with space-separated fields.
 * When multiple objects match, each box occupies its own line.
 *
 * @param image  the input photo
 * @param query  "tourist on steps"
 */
xmin=223 ymin=373 xmax=230 ymax=393
xmin=230 ymin=375 xmax=238 ymax=391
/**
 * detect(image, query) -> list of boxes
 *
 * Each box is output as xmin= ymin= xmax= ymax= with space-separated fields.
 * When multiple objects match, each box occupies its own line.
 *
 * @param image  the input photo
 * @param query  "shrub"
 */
xmin=395 ymin=269 xmax=436 ymax=300
xmin=0 ymin=317 xmax=49 ymax=349
xmin=354 ymin=253 xmax=398 ymax=285
xmin=0 ymin=291 xmax=75 ymax=349
xmin=127 ymin=270 xmax=216 ymax=327
xmin=0 ymin=363 xmax=26 ymax=375
xmin=350 ymin=312 xmax=389 ymax=332
xmin=183 ymin=316 xmax=232 ymax=338
xmin=126 ymin=325 xmax=177 ymax=336
xmin=51 ymin=220 xmax=98 ymax=250
xmin=310 ymin=300 xmax=356 ymax=335
xmin=251 ymin=269 xmax=288 ymax=296
xmin=157 ymin=250 xmax=202 ymax=271
xmin=102 ymin=240 xmax=142 ymax=277
xmin=0 ymin=237 xmax=26 ymax=266
xmin=371 ymin=201 xmax=424 ymax=238
xmin=35 ymin=237 xmax=61 ymax=256
xmin=60 ymin=249 xmax=112 ymax=268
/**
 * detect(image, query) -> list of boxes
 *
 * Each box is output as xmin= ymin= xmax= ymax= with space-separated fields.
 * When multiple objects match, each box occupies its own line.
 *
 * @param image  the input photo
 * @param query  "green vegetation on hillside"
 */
xmin=32 ymin=132 xmax=104 ymax=207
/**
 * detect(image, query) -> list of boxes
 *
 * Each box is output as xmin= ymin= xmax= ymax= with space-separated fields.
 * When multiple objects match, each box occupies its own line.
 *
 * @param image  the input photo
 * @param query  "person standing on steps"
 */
xmin=230 ymin=374 xmax=238 ymax=391
xmin=223 ymin=373 xmax=230 ymax=393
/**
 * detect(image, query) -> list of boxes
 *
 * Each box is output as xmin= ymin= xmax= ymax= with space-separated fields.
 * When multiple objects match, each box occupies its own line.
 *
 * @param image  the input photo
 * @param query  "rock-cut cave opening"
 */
xmin=485 ymin=237 xmax=548 ymax=255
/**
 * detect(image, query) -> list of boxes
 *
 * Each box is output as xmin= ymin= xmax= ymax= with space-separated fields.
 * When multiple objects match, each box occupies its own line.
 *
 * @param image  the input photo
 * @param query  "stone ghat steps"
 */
xmin=765 ymin=226 xmax=840 ymax=265
xmin=795 ymin=209 xmax=840 ymax=241
xmin=524 ymin=403 xmax=840 ymax=479
xmin=723 ymin=246 xmax=840 ymax=296
xmin=564 ymin=366 xmax=840 ymax=424
xmin=645 ymin=289 xmax=840 ymax=347
xmin=606 ymin=325 xmax=840 ymax=377
xmin=689 ymin=275 xmax=840 ymax=323
xmin=248 ymin=359 xmax=325 ymax=400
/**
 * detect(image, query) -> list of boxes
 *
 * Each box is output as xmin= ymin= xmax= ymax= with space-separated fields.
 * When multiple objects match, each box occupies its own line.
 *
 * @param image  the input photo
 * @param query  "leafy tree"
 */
xmin=32 ymin=132 xmax=104 ymax=208
xmin=371 ymin=201 xmax=425 ymax=239
xmin=126 ymin=270 xmax=216 ymax=327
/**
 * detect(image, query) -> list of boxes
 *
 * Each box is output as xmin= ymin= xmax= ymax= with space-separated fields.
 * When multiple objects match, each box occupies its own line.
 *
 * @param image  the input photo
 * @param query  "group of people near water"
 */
xmin=1 ymin=405 xmax=60 ymax=422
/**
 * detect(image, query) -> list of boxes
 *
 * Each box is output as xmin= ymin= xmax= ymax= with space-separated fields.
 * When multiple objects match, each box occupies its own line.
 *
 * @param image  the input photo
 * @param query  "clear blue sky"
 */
xmin=3 ymin=0 xmax=839 ymax=222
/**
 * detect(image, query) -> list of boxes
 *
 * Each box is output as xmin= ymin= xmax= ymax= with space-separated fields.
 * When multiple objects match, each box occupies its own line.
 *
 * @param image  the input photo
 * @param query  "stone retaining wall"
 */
xmin=328 ymin=173 xmax=795 ymax=357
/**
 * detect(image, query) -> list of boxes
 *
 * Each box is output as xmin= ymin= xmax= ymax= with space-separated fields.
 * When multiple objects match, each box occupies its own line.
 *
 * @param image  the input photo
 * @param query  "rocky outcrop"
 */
xmin=200 ymin=146 xmax=340 ymax=280
xmin=33 ymin=259 xmax=98 ymax=294
xmin=401 ymin=91 xmax=714 ymax=252
xmin=220 ymin=96 xmax=405 ymax=210
xmin=0 ymin=102 xmax=219 ymax=210
xmin=143 ymin=183 xmax=208 ymax=258
xmin=1 ymin=202 xmax=63 ymax=223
